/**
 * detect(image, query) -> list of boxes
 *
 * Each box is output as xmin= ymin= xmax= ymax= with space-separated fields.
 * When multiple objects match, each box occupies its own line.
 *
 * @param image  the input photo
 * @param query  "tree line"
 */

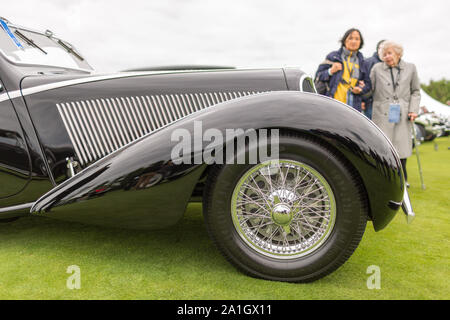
xmin=421 ymin=79 xmax=450 ymax=105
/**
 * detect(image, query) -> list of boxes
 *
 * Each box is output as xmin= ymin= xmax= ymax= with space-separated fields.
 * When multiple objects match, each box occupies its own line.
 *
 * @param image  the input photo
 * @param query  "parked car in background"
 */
xmin=0 ymin=17 xmax=414 ymax=282
xmin=414 ymin=107 xmax=448 ymax=142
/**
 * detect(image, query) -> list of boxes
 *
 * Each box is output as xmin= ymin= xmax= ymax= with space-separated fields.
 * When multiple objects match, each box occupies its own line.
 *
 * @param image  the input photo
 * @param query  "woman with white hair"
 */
xmin=370 ymin=40 xmax=421 ymax=185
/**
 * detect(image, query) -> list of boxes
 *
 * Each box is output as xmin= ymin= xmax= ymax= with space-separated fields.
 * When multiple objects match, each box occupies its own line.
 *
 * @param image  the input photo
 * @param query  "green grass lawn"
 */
xmin=0 ymin=137 xmax=449 ymax=300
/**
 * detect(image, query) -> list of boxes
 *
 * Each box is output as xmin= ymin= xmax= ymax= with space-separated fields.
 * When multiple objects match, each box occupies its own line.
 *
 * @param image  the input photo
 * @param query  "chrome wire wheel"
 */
xmin=231 ymin=159 xmax=337 ymax=259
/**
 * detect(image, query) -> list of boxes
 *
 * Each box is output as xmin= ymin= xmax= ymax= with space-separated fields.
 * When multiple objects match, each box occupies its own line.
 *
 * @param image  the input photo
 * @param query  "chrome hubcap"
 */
xmin=271 ymin=203 xmax=293 ymax=234
xmin=231 ymin=160 xmax=336 ymax=259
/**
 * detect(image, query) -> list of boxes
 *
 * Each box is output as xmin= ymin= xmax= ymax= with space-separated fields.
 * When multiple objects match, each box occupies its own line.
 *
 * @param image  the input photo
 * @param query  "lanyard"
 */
xmin=389 ymin=67 xmax=401 ymax=101
xmin=342 ymin=54 xmax=356 ymax=87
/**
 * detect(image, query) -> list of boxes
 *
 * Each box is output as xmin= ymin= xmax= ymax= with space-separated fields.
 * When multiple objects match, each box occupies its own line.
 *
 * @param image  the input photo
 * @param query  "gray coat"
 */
xmin=370 ymin=60 xmax=421 ymax=159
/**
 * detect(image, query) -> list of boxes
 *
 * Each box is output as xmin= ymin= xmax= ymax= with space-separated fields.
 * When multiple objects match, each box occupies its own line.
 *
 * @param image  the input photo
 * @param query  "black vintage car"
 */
xmin=0 ymin=18 xmax=414 ymax=282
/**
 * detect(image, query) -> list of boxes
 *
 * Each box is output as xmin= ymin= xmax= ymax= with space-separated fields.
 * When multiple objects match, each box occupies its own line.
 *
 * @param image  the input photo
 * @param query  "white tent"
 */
xmin=419 ymin=89 xmax=450 ymax=118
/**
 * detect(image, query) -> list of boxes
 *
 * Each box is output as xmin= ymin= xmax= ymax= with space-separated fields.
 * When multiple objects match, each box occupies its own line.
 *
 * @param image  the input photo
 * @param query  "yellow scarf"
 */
xmin=334 ymin=53 xmax=359 ymax=104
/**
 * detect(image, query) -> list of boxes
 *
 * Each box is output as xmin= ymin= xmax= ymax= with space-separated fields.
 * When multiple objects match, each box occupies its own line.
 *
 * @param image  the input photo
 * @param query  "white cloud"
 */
xmin=1 ymin=0 xmax=449 ymax=82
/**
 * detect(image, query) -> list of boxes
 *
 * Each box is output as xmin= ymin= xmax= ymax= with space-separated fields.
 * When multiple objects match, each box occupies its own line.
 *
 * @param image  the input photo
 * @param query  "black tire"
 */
xmin=426 ymin=133 xmax=436 ymax=142
xmin=203 ymin=134 xmax=367 ymax=282
xmin=418 ymin=124 xmax=436 ymax=141
xmin=414 ymin=124 xmax=425 ymax=143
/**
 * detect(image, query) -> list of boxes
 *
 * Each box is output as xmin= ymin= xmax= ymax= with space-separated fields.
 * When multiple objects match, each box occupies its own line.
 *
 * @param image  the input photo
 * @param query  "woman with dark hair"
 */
xmin=315 ymin=28 xmax=371 ymax=112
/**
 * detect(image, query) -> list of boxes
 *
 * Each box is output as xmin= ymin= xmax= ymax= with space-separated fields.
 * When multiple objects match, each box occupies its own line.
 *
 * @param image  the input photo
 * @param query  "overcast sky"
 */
xmin=2 ymin=0 xmax=449 ymax=83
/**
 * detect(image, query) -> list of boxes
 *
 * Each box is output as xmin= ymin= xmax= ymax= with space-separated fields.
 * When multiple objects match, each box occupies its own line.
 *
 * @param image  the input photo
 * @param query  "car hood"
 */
xmin=20 ymin=67 xmax=309 ymax=94
xmin=19 ymin=69 xmax=256 ymax=91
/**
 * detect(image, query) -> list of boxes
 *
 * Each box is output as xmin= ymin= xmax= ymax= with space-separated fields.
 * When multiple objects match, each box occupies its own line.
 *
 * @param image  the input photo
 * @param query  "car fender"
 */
xmin=31 ymin=91 xmax=403 ymax=231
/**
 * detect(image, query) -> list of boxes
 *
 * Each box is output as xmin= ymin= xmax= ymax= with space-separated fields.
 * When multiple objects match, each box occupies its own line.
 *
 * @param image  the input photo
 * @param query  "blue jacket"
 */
xmin=315 ymin=47 xmax=371 ymax=111
xmin=362 ymin=51 xmax=383 ymax=109
xmin=365 ymin=51 xmax=382 ymax=71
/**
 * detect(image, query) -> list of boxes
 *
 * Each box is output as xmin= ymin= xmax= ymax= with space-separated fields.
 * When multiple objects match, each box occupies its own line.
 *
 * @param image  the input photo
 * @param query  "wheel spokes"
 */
xmin=232 ymin=160 xmax=336 ymax=258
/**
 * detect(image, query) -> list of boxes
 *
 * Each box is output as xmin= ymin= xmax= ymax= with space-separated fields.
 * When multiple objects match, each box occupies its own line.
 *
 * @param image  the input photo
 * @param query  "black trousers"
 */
xmin=400 ymin=158 xmax=407 ymax=181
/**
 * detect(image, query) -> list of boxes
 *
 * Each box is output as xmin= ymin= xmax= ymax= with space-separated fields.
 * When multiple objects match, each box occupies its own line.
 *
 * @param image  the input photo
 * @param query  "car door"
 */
xmin=0 ymin=78 xmax=31 ymax=198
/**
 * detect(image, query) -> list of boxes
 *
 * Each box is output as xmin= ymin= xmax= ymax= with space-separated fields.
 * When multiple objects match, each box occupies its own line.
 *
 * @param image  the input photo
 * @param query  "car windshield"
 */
xmin=0 ymin=22 xmax=93 ymax=71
